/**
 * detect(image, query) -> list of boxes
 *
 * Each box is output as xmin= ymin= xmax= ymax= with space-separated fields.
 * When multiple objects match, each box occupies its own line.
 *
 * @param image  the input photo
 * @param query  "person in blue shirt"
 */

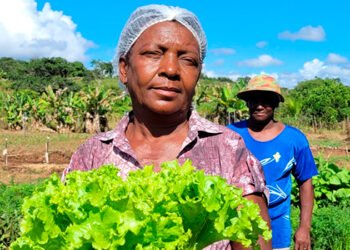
xmin=228 ymin=75 xmax=318 ymax=250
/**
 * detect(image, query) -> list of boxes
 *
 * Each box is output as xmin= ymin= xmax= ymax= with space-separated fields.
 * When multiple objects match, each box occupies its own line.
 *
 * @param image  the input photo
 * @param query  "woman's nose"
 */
xmin=159 ymin=52 xmax=180 ymax=79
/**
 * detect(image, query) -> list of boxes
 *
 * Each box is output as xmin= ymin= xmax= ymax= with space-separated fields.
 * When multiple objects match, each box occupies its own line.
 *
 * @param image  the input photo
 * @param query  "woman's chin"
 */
xmin=148 ymin=106 xmax=188 ymax=117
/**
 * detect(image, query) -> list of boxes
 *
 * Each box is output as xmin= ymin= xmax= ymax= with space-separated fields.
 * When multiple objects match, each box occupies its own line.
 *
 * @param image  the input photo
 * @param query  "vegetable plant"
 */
xmin=11 ymin=160 xmax=271 ymax=249
xmin=292 ymin=157 xmax=350 ymax=208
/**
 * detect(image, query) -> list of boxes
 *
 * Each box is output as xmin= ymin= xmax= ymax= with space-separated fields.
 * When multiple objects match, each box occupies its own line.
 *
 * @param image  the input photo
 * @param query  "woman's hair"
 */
xmin=115 ymin=4 xmax=207 ymax=64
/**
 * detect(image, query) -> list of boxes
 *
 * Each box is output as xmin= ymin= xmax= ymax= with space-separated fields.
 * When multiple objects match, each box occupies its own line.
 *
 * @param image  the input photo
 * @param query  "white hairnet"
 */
xmin=115 ymin=4 xmax=207 ymax=63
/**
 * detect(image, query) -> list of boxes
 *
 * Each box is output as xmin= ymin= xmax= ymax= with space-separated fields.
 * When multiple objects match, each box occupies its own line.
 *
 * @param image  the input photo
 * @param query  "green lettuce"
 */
xmin=10 ymin=160 xmax=271 ymax=249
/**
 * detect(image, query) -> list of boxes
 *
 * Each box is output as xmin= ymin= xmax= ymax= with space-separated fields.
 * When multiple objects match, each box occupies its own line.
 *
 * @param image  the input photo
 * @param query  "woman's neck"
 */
xmin=125 ymin=108 xmax=191 ymax=168
xmin=247 ymin=117 xmax=285 ymax=142
xmin=127 ymin=108 xmax=190 ymax=140
xmin=248 ymin=118 xmax=276 ymax=132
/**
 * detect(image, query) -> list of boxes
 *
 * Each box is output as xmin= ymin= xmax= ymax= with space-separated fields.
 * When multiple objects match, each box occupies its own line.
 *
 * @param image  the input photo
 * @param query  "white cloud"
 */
xmin=210 ymin=48 xmax=236 ymax=55
xmin=299 ymin=58 xmax=350 ymax=84
xmin=277 ymin=72 xmax=303 ymax=89
xmin=299 ymin=59 xmax=325 ymax=79
xmin=227 ymin=73 xmax=241 ymax=81
xmin=213 ymin=59 xmax=225 ymax=66
xmin=326 ymin=53 xmax=348 ymax=64
xmin=278 ymin=25 xmax=325 ymax=41
xmin=273 ymin=60 xmax=350 ymax=88
xmin=204 ymin=56 xmax=350 ymax=89
xmin=203 ymin=69 xmax=218 ymax=78
xmin=256 ymin=41 xmax=268 ymax=48
xmin=238 ymin=54 xmax=283 ymax=67
xmin=0 ymin=0 xmax=94 ymax=62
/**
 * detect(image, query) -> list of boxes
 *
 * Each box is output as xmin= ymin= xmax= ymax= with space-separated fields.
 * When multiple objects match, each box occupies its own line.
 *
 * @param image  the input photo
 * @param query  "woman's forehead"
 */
xmin=116 ymin=4 xmax=207 ymax=63
xmin=247 ymin=91 xmax=279 ymax=100
xmin=133 ymin=21 xmax=200 ymax=50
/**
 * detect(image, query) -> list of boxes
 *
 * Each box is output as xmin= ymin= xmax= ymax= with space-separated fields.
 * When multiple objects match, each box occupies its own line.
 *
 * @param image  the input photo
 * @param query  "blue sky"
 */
xmin=1 ymin=0 xmax=349 ymax=88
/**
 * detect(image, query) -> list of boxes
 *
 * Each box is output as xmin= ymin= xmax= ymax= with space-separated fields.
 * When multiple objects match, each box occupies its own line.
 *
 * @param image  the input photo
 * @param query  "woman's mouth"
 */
xmin=152 ymin=87 xmax=181 ymax=98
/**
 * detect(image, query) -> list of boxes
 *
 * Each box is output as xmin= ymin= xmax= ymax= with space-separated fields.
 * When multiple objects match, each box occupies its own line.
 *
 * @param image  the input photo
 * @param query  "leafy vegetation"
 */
xmin=291 ymin=206 xmax=350 ymax=250
xmin=1 ymin=158 xmax=349 ymax=249
xmin=292 ymin=157 xmax=350 ymax=208
xmin=0 ymin=84 xmax=130 ymax=133
xmin=10 ymin=161 xmax=271 ymax=249
xmin=0 ymin=182 xmax=40 ymax=249
xmin=194 ymin=78 xmax=248 ymax=124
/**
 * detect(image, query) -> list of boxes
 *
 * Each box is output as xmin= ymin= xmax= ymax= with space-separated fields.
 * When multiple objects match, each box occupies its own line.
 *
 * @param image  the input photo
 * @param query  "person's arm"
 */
xmin=231 ymin=194 xmax=272 ymax=250
xmin=294 ymin=178 xmax=314 ymax=250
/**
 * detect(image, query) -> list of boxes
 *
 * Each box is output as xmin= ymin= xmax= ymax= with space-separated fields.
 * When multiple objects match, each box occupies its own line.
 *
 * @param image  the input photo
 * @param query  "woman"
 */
xmin=64 ymin=5 xmax=271 ymax=249
xmin=228 ymin=75 xmax=317 ymax=250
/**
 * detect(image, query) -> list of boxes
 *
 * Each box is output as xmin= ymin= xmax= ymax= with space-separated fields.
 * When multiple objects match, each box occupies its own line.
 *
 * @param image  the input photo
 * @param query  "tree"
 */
xmin=91 ymin=60 xmax=114 ymax=78
xmin=288 ymin=78 xmax=350 ymax=128
xmin=81 ymin=86 xmax=116 ymax=133
xmin=0 ymin=57 xmax=28 ymax=81
xmin=69 ymin=61 xmax=88 ymax=77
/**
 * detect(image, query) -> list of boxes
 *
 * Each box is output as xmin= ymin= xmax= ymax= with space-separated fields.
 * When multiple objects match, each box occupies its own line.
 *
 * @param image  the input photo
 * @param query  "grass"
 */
xmin=308 ymin=137 xmax=345 ymax=148
xmin=0 ymin=130 xmax=90 ymax=153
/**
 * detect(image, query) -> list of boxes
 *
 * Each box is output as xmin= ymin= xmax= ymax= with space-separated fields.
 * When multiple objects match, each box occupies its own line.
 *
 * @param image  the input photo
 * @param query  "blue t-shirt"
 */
xmin=228 ymin=120 xmax=318 ymax=248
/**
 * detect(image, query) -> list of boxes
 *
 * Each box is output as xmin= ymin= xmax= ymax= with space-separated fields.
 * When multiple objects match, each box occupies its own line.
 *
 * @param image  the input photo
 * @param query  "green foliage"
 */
xmin=291 ymin=206 xmax=350 ymax=250
xmin=81 ymin=85 xmax=115 ymax=117
xmin=11 ymin=161 xmax=271 ymax=249
xmin=33 ymin=86 xmax=86 ymax=131
xmin=284 ymin=78 xmax=350 ymax=128
xmin=1 ymin=90 xmax=38 ymax=129
xmin=292 ymin=157 xmax=350 ymax=208
xmin=1 ymin=83 xmax=131 ymax=132
xmin=0 ymin=58 xmax=28 ymax=81
xmin=91 ymin=60 xmax=114 ymax=78
xmin=0 ymin=57 xmax=89 ymax=93
xmin=0 ymin=182 xmax=40 ymax=250
xmin=194 ymin=78 xmax=248 ymax=124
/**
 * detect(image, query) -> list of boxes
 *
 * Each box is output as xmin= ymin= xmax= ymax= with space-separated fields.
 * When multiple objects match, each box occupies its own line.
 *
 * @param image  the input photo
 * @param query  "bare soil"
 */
xmin=1 ymin=151 xmax=71 ymax=184
xmin=0 ymin=130 xmax=349 ymax=184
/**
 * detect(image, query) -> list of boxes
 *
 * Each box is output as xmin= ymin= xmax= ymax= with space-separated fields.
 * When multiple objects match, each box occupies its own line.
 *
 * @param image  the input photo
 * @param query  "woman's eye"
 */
xmin=181 ymin=57 xmax=198 ymax=67
xmin=142 ymin=51 xmax=162 ymax=57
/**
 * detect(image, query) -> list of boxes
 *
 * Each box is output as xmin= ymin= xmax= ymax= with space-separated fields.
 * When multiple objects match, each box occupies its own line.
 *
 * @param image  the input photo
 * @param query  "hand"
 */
xmin=294 ymin=225 xmax=311 ymax=250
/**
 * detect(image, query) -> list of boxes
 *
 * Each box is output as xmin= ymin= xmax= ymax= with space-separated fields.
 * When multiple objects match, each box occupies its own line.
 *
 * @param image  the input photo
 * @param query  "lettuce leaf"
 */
xmin=10 ymin=160 xmax=271 ymax=249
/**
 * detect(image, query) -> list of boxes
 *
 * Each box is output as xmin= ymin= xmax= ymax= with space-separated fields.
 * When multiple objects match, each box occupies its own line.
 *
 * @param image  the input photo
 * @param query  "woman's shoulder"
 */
xmin=282 ymin=124 xmax=311 ymax=146
xmin=83 ymin=114 xmax=130 ymax=147
xmin=284 ymin=124 xmax=308 ymax=138
xmin=73 ymin=130 xmax=115 ymax=155
xmin=191 ymin=112 xmax=244 ymax=140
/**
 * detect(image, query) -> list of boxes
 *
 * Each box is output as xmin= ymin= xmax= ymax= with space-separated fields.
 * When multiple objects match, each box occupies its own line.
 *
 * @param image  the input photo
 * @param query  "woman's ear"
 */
xmin=118 ymin=57 xmax=128 ymax=84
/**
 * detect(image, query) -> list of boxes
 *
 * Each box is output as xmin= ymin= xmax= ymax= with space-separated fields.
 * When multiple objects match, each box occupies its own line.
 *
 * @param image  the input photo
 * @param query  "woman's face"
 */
xmin=246 ymin=92 xmax=279 ymax=122
xmin=119 ymin=21 xmax=201 ymax=116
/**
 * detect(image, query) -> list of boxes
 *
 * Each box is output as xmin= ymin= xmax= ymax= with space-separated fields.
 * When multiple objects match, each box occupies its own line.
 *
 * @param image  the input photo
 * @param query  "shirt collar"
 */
xmin=95 ymin=110 xmax=223 ymax=149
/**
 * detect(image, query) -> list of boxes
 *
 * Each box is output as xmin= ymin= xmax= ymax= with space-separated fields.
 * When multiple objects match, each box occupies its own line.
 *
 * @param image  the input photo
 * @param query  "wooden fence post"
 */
xmin=346 ymin=115 xmax=350 ymax=139
xmin=45 ymin=136 xmax=50 ymax=164
xmin=3 ymin=138 xmax=8 ymax=168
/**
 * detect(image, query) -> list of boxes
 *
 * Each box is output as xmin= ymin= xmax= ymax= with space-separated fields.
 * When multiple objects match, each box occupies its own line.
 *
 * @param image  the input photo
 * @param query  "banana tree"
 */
xmin=32 ymin=86 xmax=85 ymax=132
xmin=214 ymin=80 xmax=248 ymax=125
xmin=80 ymin=86 xmax=116 ymax=133
xmin=2 ymin=91 xmax=34 ymax=129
